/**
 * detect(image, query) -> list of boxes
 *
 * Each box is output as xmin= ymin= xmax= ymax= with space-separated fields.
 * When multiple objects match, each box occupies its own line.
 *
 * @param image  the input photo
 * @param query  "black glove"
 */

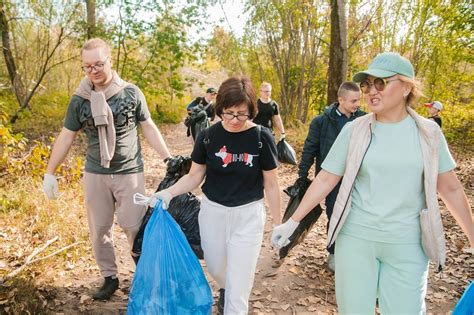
xmin=284 ymin=177 xmax=310 ymax=197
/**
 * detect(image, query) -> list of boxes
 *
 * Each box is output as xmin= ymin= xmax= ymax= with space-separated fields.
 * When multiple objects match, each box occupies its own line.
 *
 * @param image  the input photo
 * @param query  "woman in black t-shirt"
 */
xmin=152 ymin=76 xmax=282 ymax=314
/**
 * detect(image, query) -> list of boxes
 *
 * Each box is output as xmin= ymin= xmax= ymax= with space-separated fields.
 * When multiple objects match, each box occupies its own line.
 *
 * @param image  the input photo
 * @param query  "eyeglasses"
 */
xmin=360 ymin=78 xmax=400 ymax=94
xmin=222 ymin=112 xmax=250 ymax=121
xmin=82 ymin=57 xmax=109 ymax=73
xmin=261 ymin=90 xmax=271 ymax=93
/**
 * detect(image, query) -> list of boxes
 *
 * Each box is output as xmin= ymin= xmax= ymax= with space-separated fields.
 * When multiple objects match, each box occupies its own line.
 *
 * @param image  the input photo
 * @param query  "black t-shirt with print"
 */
xmin=253 ymin=99 xmax=279 ymax=130
xmin=192 ymin=122 xmax=278 ymax=207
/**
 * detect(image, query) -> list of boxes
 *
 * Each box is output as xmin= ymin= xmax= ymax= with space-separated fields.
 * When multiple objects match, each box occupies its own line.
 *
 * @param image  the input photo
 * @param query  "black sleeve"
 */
xmin=272 ymin=101 xmax=280 ymax=115
xmin=298 ymin=116 xmax=321 ymax=178
xmin=207 ymin=104 xmax=216 ymax=121
xmin=186 ymin=97 xmax=201 ymax=111
xmin=191 ymin=129 xmax=207 ymax=165
xmin=260 ymin=127 xmax=278 ymax=170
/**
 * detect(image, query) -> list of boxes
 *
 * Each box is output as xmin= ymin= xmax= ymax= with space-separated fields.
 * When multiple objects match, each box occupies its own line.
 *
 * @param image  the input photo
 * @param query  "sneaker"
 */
xmin=92 ymin=276 xmax=119 ymax=300
xmin=217 ymin=288 xmax=225 ymax=315
xmin=327 ymin=254 xmax=335 ymax=272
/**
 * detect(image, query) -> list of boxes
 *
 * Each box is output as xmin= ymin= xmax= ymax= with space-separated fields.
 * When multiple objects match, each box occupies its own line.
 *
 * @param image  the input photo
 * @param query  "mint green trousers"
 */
xmin=335 ymin=233 xmax=429 ymax=315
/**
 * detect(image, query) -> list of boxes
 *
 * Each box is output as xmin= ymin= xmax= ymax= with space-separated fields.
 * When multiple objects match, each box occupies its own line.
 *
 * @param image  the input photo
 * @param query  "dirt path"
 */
xmin=49 ymin=122 xmax=473 ymax=314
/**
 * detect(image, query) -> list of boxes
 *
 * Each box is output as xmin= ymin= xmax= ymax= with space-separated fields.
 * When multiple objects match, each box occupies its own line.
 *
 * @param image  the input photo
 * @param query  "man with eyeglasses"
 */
xmin=252 ymin=82 xmax=286 ymax=140
xmin=296 ymin=81 xmax=365 ymax=272
xmin=42 ymin=38 xmax=171 ymax=300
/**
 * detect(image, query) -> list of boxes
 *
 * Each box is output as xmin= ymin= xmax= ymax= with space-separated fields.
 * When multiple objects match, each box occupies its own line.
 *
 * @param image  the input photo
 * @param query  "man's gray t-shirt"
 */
xmin=64 ymin=85 xmax=150 ymax=174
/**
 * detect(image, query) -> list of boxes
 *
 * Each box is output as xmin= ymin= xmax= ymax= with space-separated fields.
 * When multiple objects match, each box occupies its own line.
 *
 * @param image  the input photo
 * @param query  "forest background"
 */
xmin=0 ymin=0 xmax=472 ymax=313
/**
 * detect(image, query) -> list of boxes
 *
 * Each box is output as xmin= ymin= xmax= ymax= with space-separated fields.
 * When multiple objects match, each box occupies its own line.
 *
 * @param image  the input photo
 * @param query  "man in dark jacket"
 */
xmin=186 ymin=87 xmax=217 ymax=119
xmin=185 ymin=87 xmax=217 ymax=141
xmin=297 ymin=81 xmax=365 ymax=272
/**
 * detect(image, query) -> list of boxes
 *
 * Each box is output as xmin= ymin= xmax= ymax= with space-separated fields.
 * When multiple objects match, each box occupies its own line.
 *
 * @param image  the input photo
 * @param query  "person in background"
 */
xmin=151 ymin=76 xmax=281 ymax=315
xmin=424 ymin=101 xmax=443 ymax=127
xmin=186 ymin=87 xmax=218 ymax=141
xmin=296 ymin=81 xmax=365 ymax=272
xmin=43 ymin=38 xmax=171 ymax=301
xmin=252 ymin=82 xmax=286 ymax=140
xmin=187 ymin=87 xmax=217 ymax=120
xmin=271 ymin=52 xmax=473 ymax=314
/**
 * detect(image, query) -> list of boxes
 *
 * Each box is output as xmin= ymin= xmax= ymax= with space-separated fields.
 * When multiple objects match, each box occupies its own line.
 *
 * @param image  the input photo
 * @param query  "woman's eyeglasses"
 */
xmin=82 ymin=57 xmax=109 ymax=73
xmin=360 ymin=78 xmax=400 ymax=94
xmin=222 ymin=112 xmax=250 ymax=121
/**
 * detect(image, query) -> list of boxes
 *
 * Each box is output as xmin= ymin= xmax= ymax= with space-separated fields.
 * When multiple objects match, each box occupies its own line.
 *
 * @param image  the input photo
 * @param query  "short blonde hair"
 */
xmin=260 ymin=82 xmax=272 ymax=90
xmin=398 ymin=75 xmax=424 ymax=108
xmin=82 ymin=38 xmax=111 ymax=56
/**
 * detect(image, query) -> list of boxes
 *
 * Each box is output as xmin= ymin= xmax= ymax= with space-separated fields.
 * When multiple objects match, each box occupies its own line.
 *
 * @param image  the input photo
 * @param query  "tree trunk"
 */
xmin=85 ymin=0 xmax=96 ymax=39
xmin=0 ymin=1 xmax=26 ymax=107
xmin=327 ymin=0 xmax=347 ymax=105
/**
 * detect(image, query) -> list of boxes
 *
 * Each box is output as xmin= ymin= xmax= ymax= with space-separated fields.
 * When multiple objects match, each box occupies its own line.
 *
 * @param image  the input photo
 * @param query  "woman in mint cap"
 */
xmin=271 ymin=52 xmax=473 ymax=314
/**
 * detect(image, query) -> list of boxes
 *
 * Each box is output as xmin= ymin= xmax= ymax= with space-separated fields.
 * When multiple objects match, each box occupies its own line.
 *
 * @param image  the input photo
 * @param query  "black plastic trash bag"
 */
xmin=279 ymin=177 xmax=323 ymax=259
xmin=132 ymin=156 xmax=204 ymax=262
xmin=186 ymin=105 xmax=209 ymax=140
xmin=277 ymin=139 xmax=297 ymax=165
xmin=127 ymin=201 xmax=213 ymax=314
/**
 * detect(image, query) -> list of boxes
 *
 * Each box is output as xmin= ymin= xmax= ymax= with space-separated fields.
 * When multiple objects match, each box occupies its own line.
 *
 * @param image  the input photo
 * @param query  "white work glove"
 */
xmin=149 ymin=190 xmax=173 ymax=210
xmin=279 ymin=133 xmax=286 ymax=141
xmin=43 ymin=173 xmax=59 ymax=199
xmin=271 ymin=218 xmax=299 ymax=249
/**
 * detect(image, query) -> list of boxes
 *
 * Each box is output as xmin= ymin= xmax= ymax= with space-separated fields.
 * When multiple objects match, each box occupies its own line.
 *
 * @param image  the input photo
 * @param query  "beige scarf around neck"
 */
xmin=74 ymin=71 xmax=129 ymax=168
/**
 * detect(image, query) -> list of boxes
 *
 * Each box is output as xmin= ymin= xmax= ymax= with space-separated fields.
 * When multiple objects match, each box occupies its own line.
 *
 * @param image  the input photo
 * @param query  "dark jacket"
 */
xmin=298 ymin=102 xmax=366 ymax=178
xmin=187 ymin=97 xmax=215 ymax=120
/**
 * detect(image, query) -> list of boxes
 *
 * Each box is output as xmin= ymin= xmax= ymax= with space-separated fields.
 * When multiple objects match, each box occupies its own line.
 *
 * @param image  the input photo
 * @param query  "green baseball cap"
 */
xmin=353 ymin=52 xmax=415 ymax=82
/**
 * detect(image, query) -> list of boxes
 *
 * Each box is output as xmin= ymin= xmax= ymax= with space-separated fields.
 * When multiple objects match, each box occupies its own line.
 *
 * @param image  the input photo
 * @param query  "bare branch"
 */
xmin=2 ymin=239 xmax=84 ymax=282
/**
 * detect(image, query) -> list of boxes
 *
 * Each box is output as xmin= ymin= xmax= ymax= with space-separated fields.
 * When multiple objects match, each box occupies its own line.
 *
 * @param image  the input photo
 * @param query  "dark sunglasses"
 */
xmin=360 ymin=77 xmax=400 ymax=94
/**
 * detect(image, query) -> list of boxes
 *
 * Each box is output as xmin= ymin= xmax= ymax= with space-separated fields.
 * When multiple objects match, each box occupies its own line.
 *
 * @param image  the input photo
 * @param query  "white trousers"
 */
xmin=199 ymin=196 xmax=266 ymax=315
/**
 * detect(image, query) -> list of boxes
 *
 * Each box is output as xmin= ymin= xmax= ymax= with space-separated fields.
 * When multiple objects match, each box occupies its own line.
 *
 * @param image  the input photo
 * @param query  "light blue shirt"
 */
xmin=322 ymin=115 xmax=456 ymax=243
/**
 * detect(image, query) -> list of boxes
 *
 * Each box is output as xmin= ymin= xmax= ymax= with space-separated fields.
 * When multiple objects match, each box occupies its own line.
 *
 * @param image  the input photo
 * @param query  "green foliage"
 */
xmin=1 ymin=0 xmax=209 ymax=127
xmin=10 ymin=91 xmax=70 ymax=138
xmin=99 ymin=0 xmax=207 ymax=113
xmin=145 ymin=90 xmax=184 ymax=124
xmin=417 ymin=102 xmax=474 ymax=147
xmin=234 ymin=0 xmax=332 ymax=122
xmin=0 ymin=104 xmax=82 ymax=182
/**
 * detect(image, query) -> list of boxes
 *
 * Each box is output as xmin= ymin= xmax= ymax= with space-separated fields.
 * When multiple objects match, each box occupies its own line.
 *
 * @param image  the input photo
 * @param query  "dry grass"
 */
xmin=0 ymin=176 xmax=90 ymax=314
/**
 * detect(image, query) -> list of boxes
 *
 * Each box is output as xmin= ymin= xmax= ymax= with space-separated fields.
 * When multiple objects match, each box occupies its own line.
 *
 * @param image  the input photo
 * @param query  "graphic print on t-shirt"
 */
xmin=215 ymin=145 xmax=259 ymax=168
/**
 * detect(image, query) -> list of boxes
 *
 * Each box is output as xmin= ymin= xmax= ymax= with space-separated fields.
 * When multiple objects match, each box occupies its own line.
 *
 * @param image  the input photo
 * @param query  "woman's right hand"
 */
xmin=271 ymin=218 xmax=299 ymax=249
xmin=150 ymin=190 xmax=173 ymax=209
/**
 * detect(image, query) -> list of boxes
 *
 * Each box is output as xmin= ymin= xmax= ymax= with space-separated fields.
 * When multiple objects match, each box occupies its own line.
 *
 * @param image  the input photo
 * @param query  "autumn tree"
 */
xmin=326 ymin=0 xmax=347 ymax=104
xmin=0 ymin=0 xmax=82 ymax=123
xmin=246 ymin=0 xmax=329 ymax=123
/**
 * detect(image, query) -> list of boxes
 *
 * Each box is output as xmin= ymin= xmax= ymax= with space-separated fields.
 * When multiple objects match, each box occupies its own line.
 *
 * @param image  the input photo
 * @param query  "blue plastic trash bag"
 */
xmin=453 ymin=281 xmax=474 ymax=315
xmin=127 ymin=201 xmax=213 ymax=315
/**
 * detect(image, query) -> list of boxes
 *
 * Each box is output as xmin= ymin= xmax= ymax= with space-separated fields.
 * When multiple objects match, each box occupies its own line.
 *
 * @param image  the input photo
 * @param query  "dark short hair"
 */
xmin=215 ymin=76 xmax=257 ymax=119
xmin=337 ymin=81 xmax=360 ymax=97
